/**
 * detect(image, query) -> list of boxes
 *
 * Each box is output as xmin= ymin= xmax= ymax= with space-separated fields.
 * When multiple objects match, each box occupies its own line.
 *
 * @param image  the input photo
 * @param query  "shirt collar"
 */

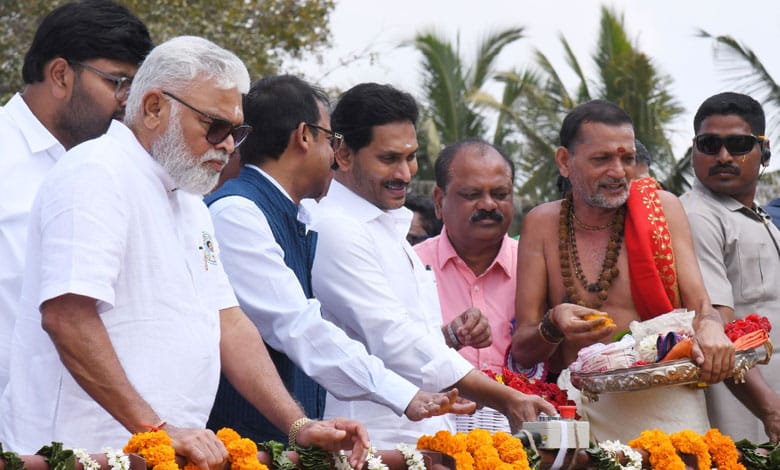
xmin=245 ymin=164 xmax=295 ymax=203
xmin=5 ymin=93 xmax=66 ymax=158
xmin=692 ymin=177 xmax=765 ymax=221
xmin=324 ymin=180 xmax=413 ymax=236
xmin=245 ymin=164 xmax=315 ymax=225
xmin=108 ymin=120 xmax=178 ymax=192
xmin=435 ymin=225 xmax=514 ymax=278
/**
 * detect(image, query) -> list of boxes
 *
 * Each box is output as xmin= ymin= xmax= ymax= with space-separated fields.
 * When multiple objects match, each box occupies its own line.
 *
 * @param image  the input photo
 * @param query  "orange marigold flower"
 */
xmin=628 ymin=429 xmax=685 ymax=470
xmin=670 ymin=430 xmax=711 ymax=470
xmin=703 ymin=429 xmax=746 ymax=470
xmin=216 ymin=427 xmax=241 ymax=446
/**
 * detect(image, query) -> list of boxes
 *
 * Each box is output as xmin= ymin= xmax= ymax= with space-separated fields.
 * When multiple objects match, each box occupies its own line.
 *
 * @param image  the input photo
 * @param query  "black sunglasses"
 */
xmin=162 ymin=91 xmax=252 ymax=147
xmin=693 ymin=133 xmax=764 ymax=156
xmin=70 ymin=60 xmax=132 ymax=101
xmin=306 ymin=123 xmax=343 ymax=151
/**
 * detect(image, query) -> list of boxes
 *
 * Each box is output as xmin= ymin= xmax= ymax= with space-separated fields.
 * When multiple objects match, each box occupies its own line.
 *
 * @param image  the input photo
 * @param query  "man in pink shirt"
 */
xmin=415 ymin=139 xmax=517 ymax=373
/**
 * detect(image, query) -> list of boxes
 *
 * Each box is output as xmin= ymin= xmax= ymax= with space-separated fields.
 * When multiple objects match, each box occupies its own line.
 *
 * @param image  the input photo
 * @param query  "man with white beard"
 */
xmin=0 ymin=36 xmax=369 ymax=470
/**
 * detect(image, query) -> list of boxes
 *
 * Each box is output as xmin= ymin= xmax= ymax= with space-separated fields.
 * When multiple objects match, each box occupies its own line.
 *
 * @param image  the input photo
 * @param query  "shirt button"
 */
xmin=473 ymin=286 xmax=480 ymax=292
xmin=481 ymin=362 xmax=489 ymax=369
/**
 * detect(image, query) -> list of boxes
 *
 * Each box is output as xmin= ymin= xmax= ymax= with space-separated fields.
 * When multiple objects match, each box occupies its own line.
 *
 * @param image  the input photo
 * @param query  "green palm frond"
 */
xmin=410 ymin=30 xmax=468 ymax=144
xmin=698 ymin=29 xmax=780 ymax=138
xmin=560 ymin=36 xmax=591 ymax=103
xmin=471 ymin=27 xmax=525 ymax=89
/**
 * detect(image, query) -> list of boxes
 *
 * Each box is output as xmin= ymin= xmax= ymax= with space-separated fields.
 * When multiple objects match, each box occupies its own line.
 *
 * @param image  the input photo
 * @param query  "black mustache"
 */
xmin=709 ymin=165 xmax=740 ymax=176
xmin=471 ymin=210 xmax=504 ymax=223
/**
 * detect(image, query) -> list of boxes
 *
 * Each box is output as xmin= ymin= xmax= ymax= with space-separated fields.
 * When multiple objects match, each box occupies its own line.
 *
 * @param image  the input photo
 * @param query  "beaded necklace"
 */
xmin=559 ymin=193 xmax=625 ymax=309
xmin=572 ymin=209 xmax=612 ymax=231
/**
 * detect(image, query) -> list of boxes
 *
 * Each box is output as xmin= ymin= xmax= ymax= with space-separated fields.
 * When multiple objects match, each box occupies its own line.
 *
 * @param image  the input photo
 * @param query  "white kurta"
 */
xmin=311 ymin=180 xmax=474 ymax=448
xmin=0 ymin=121 xmax=237 ymax=453
xmin=0 ymin=93 xmax=66 ymax=394
xmin=208 ymin=165 xmax=418 ymax=414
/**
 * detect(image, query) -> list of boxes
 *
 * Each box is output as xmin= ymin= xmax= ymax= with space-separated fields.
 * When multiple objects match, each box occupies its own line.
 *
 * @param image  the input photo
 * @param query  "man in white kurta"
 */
xmin=0 ymin=95 xmax=66 ymax=392
xmin=0 ymin=0 xmax=152 ymax=395
xmin=311 ymin=83 xmax=554 ymax=448
xmin=0 ymin=120 xmax=232 ymax=452
xmin=313 ymin=180 xmax=474 ymax=447
xmin=0 ymin=38 xmax=370 ymax=469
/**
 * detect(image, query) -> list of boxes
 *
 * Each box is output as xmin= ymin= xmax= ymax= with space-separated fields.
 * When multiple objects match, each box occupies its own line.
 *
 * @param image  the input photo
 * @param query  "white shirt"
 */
xmin=311 ymin=180 xmax=474 ymax=448
xmin=0 ymin=93 xmax=67 ymax=393
xmin=0 ymin=121 xmax=237 ymax=453
xmin=208 ymin=165 xmax=418 ymax=414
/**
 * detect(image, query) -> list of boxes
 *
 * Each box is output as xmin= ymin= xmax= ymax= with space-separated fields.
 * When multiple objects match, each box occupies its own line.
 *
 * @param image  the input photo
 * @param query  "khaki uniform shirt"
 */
xmin=681 ymin=178 xmax=780 ymax=442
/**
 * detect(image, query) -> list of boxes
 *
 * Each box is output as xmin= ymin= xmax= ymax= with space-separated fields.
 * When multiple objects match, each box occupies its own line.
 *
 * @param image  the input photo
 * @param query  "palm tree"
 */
xmin=408 ymin=27 xmax=525 ymax=178
xmin=698 ymin=30 xmax=780 ymax=142
xmin=698 ymin=30 xmax=780 ymax=198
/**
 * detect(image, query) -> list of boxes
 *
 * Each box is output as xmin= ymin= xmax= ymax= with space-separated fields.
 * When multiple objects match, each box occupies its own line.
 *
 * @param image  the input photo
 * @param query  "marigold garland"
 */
xmin=417 ymin=429 xmax=533 ymax=470
xmin=628 ymin=429 xmax=685 ymax=470
xmin=703 ymin=428 xmax=746 ymax=470
xmin=215 ymin=428 xmax=269 ymax=470
xmin=123 ymin=430 xmax=180 ymax=470
xmin=124 ymin=427 xmax=269 ymax=470
xmin=669 ymin=430 xmax=711 ymax=470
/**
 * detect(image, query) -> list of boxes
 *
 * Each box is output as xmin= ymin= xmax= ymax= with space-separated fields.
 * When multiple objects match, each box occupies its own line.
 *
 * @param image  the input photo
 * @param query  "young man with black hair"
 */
xmin=0 ymin=0 xmax=153 ymax=394
xmin=681 ymin=91 xmax=780 ymax=443
xmin=205 ymin=75 xmax=468 ymax=444
xmin=311 ymin=83 xmax=555 ymax=448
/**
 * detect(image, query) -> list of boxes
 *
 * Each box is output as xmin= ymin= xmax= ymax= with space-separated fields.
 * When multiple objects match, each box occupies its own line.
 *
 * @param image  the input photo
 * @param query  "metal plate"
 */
xmin=570 ymin=340 xmax=773 ymax=401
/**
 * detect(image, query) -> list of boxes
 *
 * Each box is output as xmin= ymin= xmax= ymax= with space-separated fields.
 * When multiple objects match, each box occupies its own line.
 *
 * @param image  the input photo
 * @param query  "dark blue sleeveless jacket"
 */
xmin=204 ymin=167 xmax=325 ymax=443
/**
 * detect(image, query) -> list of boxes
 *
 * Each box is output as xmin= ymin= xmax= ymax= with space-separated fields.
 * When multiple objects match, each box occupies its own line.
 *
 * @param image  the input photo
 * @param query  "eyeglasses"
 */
xmin=70 ymin=61 xmax=133 ymax=101
xmin=162 ymin=91 xmax=252 ymax=148
xmin=693 ymin=133 xmax=764 ymax=156
xmin=306 ymin=123 xmax=343 ymax=151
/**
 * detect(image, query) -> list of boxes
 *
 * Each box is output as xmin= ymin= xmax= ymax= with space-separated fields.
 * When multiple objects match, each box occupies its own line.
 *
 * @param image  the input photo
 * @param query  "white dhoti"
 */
xmin=559 ymin=368 xmax=710 ymax=442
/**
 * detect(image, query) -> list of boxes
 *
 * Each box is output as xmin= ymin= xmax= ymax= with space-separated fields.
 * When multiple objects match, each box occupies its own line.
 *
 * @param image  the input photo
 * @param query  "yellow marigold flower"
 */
xmin=152 ymin=462 xmax=179 ymax=470
xmin=703 ymin=429 xmax=746 ymax=470
xmin=629 ymin=429 xmax=685 ymax=470
xmin=216 ymin=427 xmax=242 ymax=446
xmin=453 ymin=451 xmax=475 ymax=470
xmin=670 ymin=430 xmax=711 ymax=470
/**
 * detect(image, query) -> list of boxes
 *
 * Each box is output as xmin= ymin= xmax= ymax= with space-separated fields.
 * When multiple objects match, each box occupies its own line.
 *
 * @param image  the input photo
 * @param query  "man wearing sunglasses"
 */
xmin=204 ymin=75 xmax=471 ymax=444
xmin=0 ymin=37 xmax=370 ymax=470
xmin=681 ymin=92 xmax=780 ymax=443
xmin=0 ymin=0 xmax=152 ymax=397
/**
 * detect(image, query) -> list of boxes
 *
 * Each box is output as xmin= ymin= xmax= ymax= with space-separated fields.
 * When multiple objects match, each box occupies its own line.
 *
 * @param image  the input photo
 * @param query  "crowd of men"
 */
xmin=1 ymin=1 xmax=779 ymax=468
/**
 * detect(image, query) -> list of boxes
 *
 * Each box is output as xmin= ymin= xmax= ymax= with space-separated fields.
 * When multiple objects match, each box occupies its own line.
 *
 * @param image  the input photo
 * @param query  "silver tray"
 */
xmin=570 ymin=340 xmax=773 ymax=401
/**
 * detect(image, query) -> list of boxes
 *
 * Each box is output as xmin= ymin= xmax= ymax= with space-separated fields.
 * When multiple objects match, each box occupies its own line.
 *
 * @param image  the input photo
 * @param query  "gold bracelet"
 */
xmin=288 ymin=417 xmax=311 ymax=448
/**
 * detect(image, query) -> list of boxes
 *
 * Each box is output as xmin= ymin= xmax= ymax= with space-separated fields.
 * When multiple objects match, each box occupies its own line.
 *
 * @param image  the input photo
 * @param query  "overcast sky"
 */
xmin=288 ymin=0 xmax=780 ymax=170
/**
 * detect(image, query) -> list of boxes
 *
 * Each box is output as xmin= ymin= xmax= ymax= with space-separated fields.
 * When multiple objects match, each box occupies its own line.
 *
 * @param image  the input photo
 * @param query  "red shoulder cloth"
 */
xmin=624 ymin=177 xmax=681 ymax=320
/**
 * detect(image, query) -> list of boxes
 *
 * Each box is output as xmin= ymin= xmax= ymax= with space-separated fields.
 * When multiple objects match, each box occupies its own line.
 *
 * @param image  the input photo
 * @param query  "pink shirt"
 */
xmin=415 ymin=227 xmax=518 ymax=373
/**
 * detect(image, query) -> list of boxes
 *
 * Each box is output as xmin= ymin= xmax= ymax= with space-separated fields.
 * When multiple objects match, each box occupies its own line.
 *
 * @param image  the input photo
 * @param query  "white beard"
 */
xmin=152 ymin=108 xmax=227 ymax=195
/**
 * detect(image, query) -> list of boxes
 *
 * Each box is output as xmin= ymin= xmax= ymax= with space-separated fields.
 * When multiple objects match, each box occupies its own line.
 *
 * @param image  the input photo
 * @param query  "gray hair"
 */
xmin=124 ymin=36 xmax=249 ymax=126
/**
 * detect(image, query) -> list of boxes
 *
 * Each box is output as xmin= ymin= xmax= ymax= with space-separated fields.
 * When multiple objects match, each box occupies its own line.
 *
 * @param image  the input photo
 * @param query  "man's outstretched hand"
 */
xmin=405 ymin=388 xmax=477 ymax=421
